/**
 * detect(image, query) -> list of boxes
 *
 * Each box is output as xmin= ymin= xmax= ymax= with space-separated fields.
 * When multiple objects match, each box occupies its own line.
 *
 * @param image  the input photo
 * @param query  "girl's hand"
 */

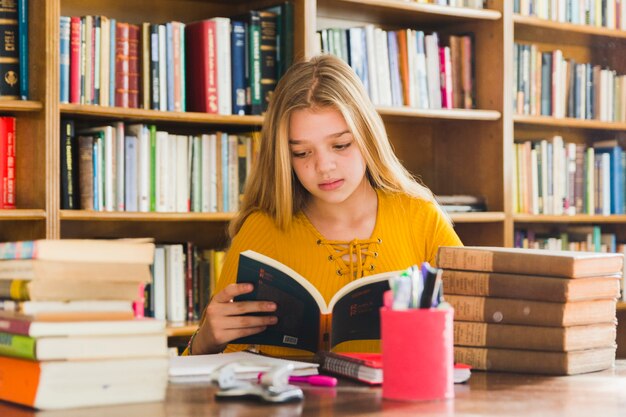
xmin=191 ymin=283 xmax=278 ymax=354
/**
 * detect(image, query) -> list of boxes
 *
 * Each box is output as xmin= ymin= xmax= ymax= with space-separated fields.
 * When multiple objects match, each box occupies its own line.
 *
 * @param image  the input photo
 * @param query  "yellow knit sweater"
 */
xmin=194 ymin=190 xmax=462 ymax=357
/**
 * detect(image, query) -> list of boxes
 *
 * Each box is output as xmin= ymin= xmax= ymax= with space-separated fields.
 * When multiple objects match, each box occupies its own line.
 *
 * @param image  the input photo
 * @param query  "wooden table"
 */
xmin=3 ymin=360 xmax=626 ymax=417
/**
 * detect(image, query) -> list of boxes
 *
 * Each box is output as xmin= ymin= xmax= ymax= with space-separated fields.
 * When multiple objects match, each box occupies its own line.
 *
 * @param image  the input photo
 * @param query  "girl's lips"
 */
xmin=318 ymin=179 xmax=343 ymax=191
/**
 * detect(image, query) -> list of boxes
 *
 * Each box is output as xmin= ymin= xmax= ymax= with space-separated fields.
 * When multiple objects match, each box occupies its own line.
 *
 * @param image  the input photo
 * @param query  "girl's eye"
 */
xmin=291 ymin=151 xmax=308 ymax=158
xmin=334 ymin=142 xmax=351 ymax=151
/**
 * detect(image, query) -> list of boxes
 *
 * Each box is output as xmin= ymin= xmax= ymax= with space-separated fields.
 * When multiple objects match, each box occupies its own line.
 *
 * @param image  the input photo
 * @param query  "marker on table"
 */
xmin=258 ymin=373 xmax=337 ymax=387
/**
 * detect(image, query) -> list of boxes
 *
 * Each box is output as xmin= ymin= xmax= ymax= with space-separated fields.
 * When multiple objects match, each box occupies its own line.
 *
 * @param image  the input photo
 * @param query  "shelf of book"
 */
xmin=514 ymin=214 xmax=626 ymax=224
xmin=0 ymin=101 xmax=43 ymax=112
xmin=60 ymin=210 xmax=236 ymax=222
xmin=513 ymin=115 xmax=626 ymax=131
xmin=514 ymin=14 xmax=626 ymax=43
xmin=377 ymin=107 xmax=501 ymax=121
xmin=166 ymin=323 xmax=199 ymax=338
xmin=449 ymin=211 xmax=506 ymax=223
xmin=318 ymin=0 xmax=502 ymax=25
xmin=0 ymin=209 xmax=47 ymax=220
xmin=59 ymin=104 xmax=264 ymax=126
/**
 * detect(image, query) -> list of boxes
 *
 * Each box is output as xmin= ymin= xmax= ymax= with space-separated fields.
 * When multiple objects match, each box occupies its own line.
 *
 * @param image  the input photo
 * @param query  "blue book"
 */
xmin=166 ymin=22 xmax=174 ymax=111
xmin=585 ymin=63 xmax=593 ymax=119
xmin=18 ymin=0 xmax=28 ymax=99
xmin=231 ymin=21 xmax=246 ymax=115
xmin=109 ymin=19 xmax=116 ymax=107
xmin=179 ymin=23 xmax=186 ymax=112
xmin=594 ymin=146 xmax=624 ymax=215
xmin=540 ymin=52 xmax=552 ymax=116
xmin=387 ymin=31 xmax=403 ymax=107
xmin=60 ymin=16 xmax=71 ymax=103
xmin=222 ymin=133 xmax=229 ymax=212
xmin=348 ymin=28 xmax=368 ymax=97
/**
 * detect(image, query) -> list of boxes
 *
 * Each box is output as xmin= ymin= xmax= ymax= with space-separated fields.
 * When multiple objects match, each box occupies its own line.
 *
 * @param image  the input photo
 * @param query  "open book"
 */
xmin=233 ymin=250 xmax=393 ymax=353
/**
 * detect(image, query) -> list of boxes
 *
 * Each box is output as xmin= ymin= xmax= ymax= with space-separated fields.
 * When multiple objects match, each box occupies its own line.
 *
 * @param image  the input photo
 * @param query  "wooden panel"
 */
xmin=61 ymin=219 xmax=231 ymax=249
xmin=453 ymin=222 xmax=505 ymax=247
xmin=0 ymin=220 xmax=46 ymax=241
xmin=515 ymin=116 xmax=626 ymax=132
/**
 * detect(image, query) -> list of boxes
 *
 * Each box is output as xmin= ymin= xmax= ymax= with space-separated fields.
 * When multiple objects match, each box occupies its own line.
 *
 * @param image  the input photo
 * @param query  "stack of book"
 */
xmin=437 ymin=246 xmax=623 ymax=375
xmin=0 ymin=239 xmax=169 ymax=410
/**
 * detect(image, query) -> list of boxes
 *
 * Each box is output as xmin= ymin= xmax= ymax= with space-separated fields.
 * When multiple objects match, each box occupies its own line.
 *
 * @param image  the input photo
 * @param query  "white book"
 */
xmin=415 ymin=30 xmax=429 ymax=109
xmin=405 ymin=29 xmax=417 ymax=107
xmin=124 ymin=135 xmax=138 ymax=211
xmin=84 ymin=16 xmax=93 ymax=104
xmin=375 ymin=28 xmax=392 ymax=107
xmin=552 ymin=135 xmax=564 ymax=216
xmin=600 ymin=152 xmax=611 ymax=216
xmin=201 ymin=134 xmax=211 ymax=212
xmin=167 ymin=133 xmax=177 ymax=212
xmin=540 ymin=140 xmax=549 ymax=214
xmin=165 ymin=244 xmax=185 ymax=323
xmin=228 ymin=134 xmax=239 ymax=212
xmin=100 ymin=16 xmax=110 ymax=107
xmin=566 ymin=142 xmax=577 ymax=215
xmin=425 ymin=32 xmax=442 ymax=109
xmin=208 ymin=133 xmax=218 ymax=212
xmin=153 ymin=246 xmax=167 ymax=320
xmin=0 ymin=357 xmax=168 ymax=410
xmin=169 ymin=351 xmax=319 ymax=383
xmin=176 ymin=135 xmax=189 ymax=212
xmin=155 ymin=131 xmax=169 ymax=212
xmin=364 ymin=25 xmax=379 ymax=105
xmin=127 ymin=124 xmax=150 ymax=212
xmin=212 ymin=17 xmax=232 ymax=115
xmin=530 ymin=148 xmax=539 ymax=215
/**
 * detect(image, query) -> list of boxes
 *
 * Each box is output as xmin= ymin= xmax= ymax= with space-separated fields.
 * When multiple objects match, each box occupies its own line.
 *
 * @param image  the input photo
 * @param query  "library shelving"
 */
xmin=13 ymin=1 xmax=626 ymax=338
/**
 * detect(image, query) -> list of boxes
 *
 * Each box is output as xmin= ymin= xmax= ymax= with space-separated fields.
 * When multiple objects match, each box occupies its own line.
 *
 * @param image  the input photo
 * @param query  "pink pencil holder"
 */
xmin=381 ymin=307 xmax=454 ymax=401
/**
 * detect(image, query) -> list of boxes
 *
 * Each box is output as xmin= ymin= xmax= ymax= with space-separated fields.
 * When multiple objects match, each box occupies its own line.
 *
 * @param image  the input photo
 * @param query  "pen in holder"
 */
xmin=380 ymin=295 xmax=454 ymax=401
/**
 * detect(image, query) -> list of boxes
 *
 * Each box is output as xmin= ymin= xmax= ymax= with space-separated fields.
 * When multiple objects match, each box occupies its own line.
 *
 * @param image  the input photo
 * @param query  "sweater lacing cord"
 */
xmin=318 ymin=237 xmax=381 ymax=279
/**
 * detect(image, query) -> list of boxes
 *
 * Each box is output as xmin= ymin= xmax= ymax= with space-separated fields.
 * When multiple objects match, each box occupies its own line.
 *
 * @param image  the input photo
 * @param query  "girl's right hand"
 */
xmin=190 ymin=283 xmax=278 ymax=355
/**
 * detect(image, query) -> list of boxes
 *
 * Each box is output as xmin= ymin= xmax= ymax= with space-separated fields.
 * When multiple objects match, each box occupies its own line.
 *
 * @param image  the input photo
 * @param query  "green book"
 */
xmin=0 ymin=332 xmax=36 ymax=359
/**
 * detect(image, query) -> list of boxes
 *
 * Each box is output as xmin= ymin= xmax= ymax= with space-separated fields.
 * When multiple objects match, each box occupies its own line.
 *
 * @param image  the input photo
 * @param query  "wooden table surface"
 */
xmin=3 ymin=360 xmax=626 ymax=417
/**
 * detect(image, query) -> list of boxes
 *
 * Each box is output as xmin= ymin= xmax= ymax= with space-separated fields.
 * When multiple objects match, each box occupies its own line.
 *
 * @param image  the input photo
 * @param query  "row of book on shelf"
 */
xmin=514 ymin=43 xmax=626 ymax=122
xmin=59 ymin=2 xmax=293 ymax=115
xmin=0 ymin=0 xmax=27 ymax=99
xmin=515 ymin=0 xmax=626 ymax=29
xmin=513 ymin=136 xmax=626 ymax=215
xmin=315 ymin=26 xmax=475 ymax=110
xmin=0 ymin=239 xmax=169 ymax=409
xmin=515 ymin=226 xmax=625 ymax=256
xmin=61 ymin=120 xmax=260 ymax=213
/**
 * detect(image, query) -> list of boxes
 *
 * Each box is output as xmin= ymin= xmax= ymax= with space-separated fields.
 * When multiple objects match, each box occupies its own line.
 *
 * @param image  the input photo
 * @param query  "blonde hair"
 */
xmin=230 ymin=54 xmax=446 ymax=237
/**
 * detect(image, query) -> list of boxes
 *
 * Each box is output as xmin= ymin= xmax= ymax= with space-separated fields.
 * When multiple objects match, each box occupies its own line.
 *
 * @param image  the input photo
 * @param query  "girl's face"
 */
xmin=288 ymin=107 xmax=368 ymax=207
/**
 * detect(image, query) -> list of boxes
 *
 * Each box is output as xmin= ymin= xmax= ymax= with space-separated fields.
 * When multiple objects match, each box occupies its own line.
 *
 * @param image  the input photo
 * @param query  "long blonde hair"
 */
xmin=230 ymin=54 xmax=445 ymax=237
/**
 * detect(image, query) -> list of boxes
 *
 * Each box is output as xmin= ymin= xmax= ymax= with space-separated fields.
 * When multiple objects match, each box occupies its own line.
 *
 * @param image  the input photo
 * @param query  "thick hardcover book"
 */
xmin=0 ymin=356 xmax=168 ymax=409
xmin=185 ymin=19 xmax=218 ymax=113
xmin=258 ymin=10 xmax=277 ymax=113
xmin=0 ymin=239 xmax=155 ymax=263
xmin=231 ymin=21 xmax=246 ymax=115
xmin=436 ymin=246 xmax=624 ymax=278
xmin=0 ymin=2 xmax=19 ymax=98
xmin=454 ymin=346 xmax=616 ymax=375
xmin=246 ymin=11 xmax=262 ymax=115
xmin=233 ymin=250 xmax=392 ymax=353
xmin=0 ymin=331 xmax=167 ymax=361
xmin=447 ymin=294 xmax=616 ymax=327
xmin=317 ymin=352 xmax=471 ymax=385
xmin=441 ymin=270 xmax=621 ymax=302
xmin=454 ymin=321 xmax=616 ymax=352
xmin=60 ymin=120 xmax=77 ymax=209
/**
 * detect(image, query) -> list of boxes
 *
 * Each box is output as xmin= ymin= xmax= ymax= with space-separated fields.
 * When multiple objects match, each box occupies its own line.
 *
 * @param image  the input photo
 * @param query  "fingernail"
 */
xmin=269 ymin=317 xmax=278 ymax=324
xmin=266 ymin=303 xmax=276 ymax=310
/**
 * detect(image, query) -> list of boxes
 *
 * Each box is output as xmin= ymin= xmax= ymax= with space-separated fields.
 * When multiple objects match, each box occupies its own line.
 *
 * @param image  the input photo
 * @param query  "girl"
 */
xmin=188 ymin=54 xmax=462 ymax=356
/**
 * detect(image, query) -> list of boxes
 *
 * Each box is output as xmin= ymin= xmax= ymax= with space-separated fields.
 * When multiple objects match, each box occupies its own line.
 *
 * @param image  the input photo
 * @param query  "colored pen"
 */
xmin=257 ymin=373 xmax=337 ymax=387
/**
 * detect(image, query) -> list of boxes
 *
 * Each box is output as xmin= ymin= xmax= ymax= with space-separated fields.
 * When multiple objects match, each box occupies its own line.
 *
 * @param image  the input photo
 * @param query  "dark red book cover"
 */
xmin=115 ymin=22 xmax=130 ymax=108
xmin=185 ymin=20 xmax=218 ymax=113
xmin=128 ymin=24 xmax=140 ymax=108
xmin=69 ymin=17 xmax=81 ymax=104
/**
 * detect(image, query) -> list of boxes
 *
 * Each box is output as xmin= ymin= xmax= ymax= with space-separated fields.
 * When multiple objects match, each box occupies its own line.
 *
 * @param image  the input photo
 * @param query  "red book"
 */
xmin=4 ymin=117 xmax=15 ymax=208
xmin=69 ymin=16 xmax=82 ymax=104
xmin=185 ymin=20 xmax=218 ymax=113
xmin=0 ymin=117 xmax=6 ymax=208
xmin=115 ymin=22 xmax=130 ymax=108
xmin=317 ymin=351 xmax=471 ymax=385
xmin=128 ymin=24 xmax=140 ymax=108
xmin=439 ymin=46 xmax=453 ymax=109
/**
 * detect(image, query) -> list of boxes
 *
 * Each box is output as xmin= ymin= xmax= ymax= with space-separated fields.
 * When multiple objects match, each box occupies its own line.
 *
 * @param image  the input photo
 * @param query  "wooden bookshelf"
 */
xmin=166 ymin=323 xmax=199 ymax=338
xmin=514 ymin=115 xmax=626 ymax=132
xmin=0 ymin=209 xmax=47 ymax=220
xmin=514 ymin=215 xmax=626 ymax=224
xmin=514 ymin=14 xmax=626 ymax=44
xmin=0 ymin=101 xmax=43 ymax=112
xmin=377 ymin=107 xmax=501 ymax=121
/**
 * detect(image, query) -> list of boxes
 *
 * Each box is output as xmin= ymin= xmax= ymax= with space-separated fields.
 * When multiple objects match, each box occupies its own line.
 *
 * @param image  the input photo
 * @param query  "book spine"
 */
xmin=69 ymin=17 xmax=81 ymax=103
xmin=109 ymin=18 xmax=116 ymax=107
xmin=150 ymin=24 xmax=160 ymax=110
xmin=60 ymin=16 xmax=71 ymax=103
xmin=115 ymin=22 xmax=130 ymax=107
xmin=128 ymin=24 xmax=140 ymax=108
xmin=231 ymin=21 xmax=246 ymax=115
xmin=0 ymin=2 xmax=19 ymax=99
xmin=141 ymin=22 xmax=151 ymax=110
xmin=259 ymin=12 xmax=277 ymax=113
xmin=0 ymin=332 xmax=36 ymax=359
xmin=0 ymin=317 xmax=31 ymax=335
xmin=17 ymin=0 xmax=27 ymax=99
xmin=247 ymin=11 xmax=262 ymax=115
xmin=60 ymin=120 xmax=76 ymax=209
xmin=4 ymin=117 xmax=15 ymax=208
